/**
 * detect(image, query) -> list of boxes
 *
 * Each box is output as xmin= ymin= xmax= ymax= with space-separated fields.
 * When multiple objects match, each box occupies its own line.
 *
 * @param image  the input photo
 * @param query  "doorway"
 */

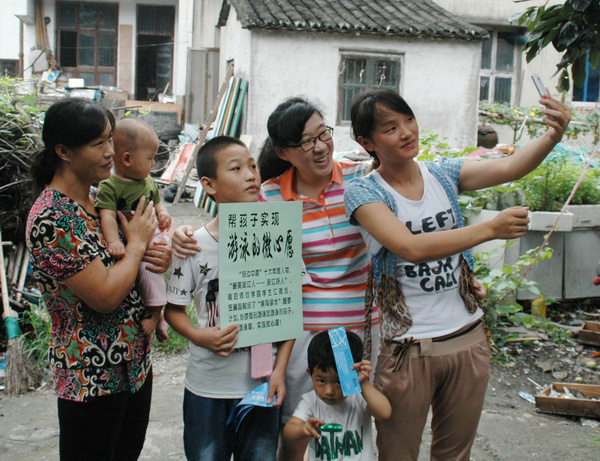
xmin=135 ymin=5 xmax=175 ymax=101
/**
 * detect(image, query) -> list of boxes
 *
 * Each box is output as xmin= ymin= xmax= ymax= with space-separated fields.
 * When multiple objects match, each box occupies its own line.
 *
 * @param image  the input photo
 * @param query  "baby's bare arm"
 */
xmin=155 ymin=202 xmax=172 ymax=230
xmin=100 ymin=208 xmax=125 ymax=258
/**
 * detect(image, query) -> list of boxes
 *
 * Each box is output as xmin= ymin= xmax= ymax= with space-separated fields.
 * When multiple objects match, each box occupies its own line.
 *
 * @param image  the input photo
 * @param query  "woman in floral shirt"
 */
xmin=26 ymin=98 xmax=170 ymax=460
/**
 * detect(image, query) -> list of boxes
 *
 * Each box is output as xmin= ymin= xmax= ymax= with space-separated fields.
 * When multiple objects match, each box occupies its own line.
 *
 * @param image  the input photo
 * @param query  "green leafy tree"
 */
xmin=514 ymin=0 xmax=600 ymax=92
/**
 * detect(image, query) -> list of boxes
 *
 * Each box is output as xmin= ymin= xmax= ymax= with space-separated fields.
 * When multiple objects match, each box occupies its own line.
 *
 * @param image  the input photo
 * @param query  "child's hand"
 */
xmin=141 ymin=309 xmax=161 ymax=337
xmin=107 ymin=240 xmax=126 ymax=259
xmin=472 ymin=278 xmax=487 ymax=300
xmin=352 ymin=360 xmax=372 ymax=384
xmin=267 ymin=367 xmax=286 ymax=407
xmin=158 ymin=211 xmax=172 ymax=231
xmin=196 ymin=324 xmax=239 ymax=357
xmin=304 ymin=417 xmax=325 ymax=439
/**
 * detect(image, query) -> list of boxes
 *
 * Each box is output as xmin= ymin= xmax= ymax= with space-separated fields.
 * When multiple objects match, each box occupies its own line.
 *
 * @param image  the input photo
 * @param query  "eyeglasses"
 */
xmin=287 ymin=127 xmax=334 ymax=152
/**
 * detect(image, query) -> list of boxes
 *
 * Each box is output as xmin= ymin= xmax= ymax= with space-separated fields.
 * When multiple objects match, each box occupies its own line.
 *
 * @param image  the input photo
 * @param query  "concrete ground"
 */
xmin=1 ymin=349 xmax=600 ymax=460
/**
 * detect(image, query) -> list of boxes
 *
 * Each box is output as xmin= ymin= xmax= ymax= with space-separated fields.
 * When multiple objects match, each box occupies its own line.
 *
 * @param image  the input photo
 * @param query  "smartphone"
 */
xmin=531 ymin=73 xmax=547 ymax=97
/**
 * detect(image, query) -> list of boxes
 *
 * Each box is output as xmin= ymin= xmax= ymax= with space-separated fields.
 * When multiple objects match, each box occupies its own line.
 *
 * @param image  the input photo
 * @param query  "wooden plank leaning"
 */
xmin=173 ymin=64 xmax=235 ymax=205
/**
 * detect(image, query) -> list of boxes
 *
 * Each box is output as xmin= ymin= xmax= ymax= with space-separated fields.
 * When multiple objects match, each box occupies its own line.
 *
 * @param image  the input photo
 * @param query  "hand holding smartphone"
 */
xmin=532 ymin=73 xmax=556 ymax=121
xmin=531 ymin=73 xmax=548 ymax=97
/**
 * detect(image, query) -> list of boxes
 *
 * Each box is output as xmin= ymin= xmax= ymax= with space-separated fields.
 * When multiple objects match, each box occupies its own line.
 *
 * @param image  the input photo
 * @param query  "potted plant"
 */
xmin=466 ymin=153 xmax=600 ymax=301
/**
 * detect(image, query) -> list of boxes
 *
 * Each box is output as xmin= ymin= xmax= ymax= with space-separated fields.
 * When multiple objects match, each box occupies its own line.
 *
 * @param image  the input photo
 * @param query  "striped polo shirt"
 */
xmin=260 ymin=159 xmax=378 ymax=331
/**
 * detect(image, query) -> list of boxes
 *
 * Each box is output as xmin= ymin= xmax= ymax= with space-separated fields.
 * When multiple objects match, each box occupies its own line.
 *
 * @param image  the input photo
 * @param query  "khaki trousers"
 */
xmin=375 ymin=323 xmax=490 ymax=461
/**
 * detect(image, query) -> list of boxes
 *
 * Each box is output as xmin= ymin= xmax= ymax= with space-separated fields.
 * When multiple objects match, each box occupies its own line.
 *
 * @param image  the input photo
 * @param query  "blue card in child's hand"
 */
xmin=227 ymin=382 xmax=276 ymax=432
xmin=328 ymin=327 xmax=361 ymax=397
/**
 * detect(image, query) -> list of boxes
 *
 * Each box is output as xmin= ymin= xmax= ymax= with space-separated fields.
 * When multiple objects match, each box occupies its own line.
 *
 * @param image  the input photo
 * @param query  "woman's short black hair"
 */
xmin=30 ymin=97 xmax=115 ymax=193
xmin=257 ymin=97 xmax=324 ymax=182
xmin=350 ymin=89 xmax=415 ymax=168
xmin=196 ymin=135 xmax=248 ymax=180
xmin=307 ymin=329 xmax=363 ymax=374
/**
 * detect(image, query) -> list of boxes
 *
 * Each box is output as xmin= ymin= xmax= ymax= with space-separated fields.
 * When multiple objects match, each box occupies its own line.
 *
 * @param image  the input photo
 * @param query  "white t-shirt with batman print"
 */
xmin=293 ymin=390 xmax=374 ymax=461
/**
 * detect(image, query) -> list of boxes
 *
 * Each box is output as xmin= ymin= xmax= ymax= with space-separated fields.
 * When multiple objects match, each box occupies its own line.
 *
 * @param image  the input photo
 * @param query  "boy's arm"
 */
xmin=164 ymin=303 xmax=240 ymax=356
xmin=283 ymin=416 xmax=323 ymax=461
xmin=354 ymin=360 xmax=392 ymax=421
xmin=99 ymin=208 xmax=126 ymax=257
xmin=361 ymin=380 xmax=392 ymax=421
xmin=164 ymin=303 xmax=200 ymax=342
xmin=267 ymin=339 xmax=295 ymax=406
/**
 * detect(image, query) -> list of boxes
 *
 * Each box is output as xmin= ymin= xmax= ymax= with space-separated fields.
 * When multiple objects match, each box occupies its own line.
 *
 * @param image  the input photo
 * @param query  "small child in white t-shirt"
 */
xmin=283 ymin=330 xmax=391 ymax=461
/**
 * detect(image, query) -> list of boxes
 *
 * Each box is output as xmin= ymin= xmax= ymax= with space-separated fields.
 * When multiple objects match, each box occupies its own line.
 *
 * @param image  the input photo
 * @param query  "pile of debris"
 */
xmin=0 ymin=80 xmax=43 ymax=245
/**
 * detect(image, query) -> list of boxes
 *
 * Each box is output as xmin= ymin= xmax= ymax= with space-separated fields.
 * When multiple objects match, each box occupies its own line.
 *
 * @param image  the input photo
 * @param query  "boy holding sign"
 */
xmin=165 ymin=136 xmax=294 ymax=461
xmin=283 ymin=330 xmax=390 ymax=460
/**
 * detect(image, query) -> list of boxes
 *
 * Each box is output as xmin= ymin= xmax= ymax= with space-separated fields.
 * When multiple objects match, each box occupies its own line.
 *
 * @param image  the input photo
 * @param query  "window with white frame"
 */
xmin=479 ymin=30 xmax=521 ymax=104
xmin=338 ymin=52 xmax=402 ymax=123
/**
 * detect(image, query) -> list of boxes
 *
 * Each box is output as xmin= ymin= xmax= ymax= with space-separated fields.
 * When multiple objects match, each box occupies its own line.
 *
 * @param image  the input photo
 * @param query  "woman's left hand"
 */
xmin=539 ymin=94 xmax=571 ymax=143
xmin=473 ymin=278 xmax=487 ymax=300
xmin=143 ymin=242 xmax=172 ymax=274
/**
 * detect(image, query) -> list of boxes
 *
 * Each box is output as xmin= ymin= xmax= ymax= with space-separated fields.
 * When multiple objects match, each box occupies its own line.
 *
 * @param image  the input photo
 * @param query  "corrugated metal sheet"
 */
xmin=219 ymin=0 xmax=487 ymax=39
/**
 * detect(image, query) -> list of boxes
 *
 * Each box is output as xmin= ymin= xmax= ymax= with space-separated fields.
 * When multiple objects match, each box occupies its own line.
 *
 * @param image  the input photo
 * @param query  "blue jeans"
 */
xmin=183 ymin=388 xmax=279 ymax=461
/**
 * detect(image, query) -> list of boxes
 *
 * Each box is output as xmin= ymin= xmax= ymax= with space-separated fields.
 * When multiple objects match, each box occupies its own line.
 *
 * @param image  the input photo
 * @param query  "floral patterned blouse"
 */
xmin=26 ymin=187 xmax=151 ymax=402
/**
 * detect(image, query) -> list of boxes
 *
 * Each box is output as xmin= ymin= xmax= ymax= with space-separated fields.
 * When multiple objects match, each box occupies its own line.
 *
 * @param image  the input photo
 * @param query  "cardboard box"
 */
xmin=535 ymin=382 xmax=600 ymax=419
xmin=125 ymin=100 xmax=182 ymax=124
xmin=578 ymin=321 xmax=600 ymax=347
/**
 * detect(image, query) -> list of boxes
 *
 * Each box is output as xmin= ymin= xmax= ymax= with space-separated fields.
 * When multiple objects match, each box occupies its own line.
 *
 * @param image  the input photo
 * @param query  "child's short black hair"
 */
xmin=196 ymin=135 xmax=248 ymax=179
xmin=307 ymin=330 xmax=363 ymax=374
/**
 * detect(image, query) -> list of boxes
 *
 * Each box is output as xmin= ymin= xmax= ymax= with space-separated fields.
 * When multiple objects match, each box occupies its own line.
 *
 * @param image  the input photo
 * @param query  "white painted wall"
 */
xmin=434 ymin=0 xmax=565 ymax=106
xmin=191 ymin=0 xmax=222 ymax=48
xmin=1 ymin=0 xmax=25 ymax=61
xmin=219 ymin=5 xmax=251 ymax=81
xmin=221 ymin=25 xmax=481 ymax=154
xmin=5 ymin=0 xmax=184 ymax=97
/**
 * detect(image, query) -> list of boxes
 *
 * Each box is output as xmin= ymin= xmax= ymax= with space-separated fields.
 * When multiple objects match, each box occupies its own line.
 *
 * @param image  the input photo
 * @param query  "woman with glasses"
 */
xmin=256 ymin=97 xmax=375 ymax=432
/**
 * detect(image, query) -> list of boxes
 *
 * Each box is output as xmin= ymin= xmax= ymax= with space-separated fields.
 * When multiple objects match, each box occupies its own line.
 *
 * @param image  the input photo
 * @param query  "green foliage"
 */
xmin=473 ymin=101 xmax=600 ymax=213
xmin=417 ymin=127 xmax=477 ymax=161
xmin=479 ymin=101 xmax=600 ymax=143
xmin=0 ymin=77 xmax=44 ymax=243
xmin=152 ymin=303 xmax=197 ymax=354
xmin=513 ymin=158 xmax=600 ymax=211
xmin=514 ymin=0 xmax=600 ymax=92
xmin=21 ymin=301 xmax=51 ymax=370
xmin=475 ymin=243 xmax=568 ymax=360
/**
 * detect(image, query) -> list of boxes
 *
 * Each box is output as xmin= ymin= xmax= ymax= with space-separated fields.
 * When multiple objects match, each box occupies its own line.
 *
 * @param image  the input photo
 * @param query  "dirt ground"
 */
xmin=2 ymin=200 xmax=600 ymax=460
xmin=1 ymin=347 xmax=600 ymax=460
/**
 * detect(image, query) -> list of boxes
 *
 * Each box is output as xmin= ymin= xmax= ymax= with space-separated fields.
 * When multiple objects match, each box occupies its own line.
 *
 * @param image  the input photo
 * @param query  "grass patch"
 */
xmin=152 ymin=302 xmax=197 ymax=354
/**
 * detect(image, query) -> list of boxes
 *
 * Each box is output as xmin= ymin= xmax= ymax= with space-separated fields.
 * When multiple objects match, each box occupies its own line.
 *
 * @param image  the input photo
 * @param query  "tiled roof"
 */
xmin=219 ymin=0 xmax=487 ymax=39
